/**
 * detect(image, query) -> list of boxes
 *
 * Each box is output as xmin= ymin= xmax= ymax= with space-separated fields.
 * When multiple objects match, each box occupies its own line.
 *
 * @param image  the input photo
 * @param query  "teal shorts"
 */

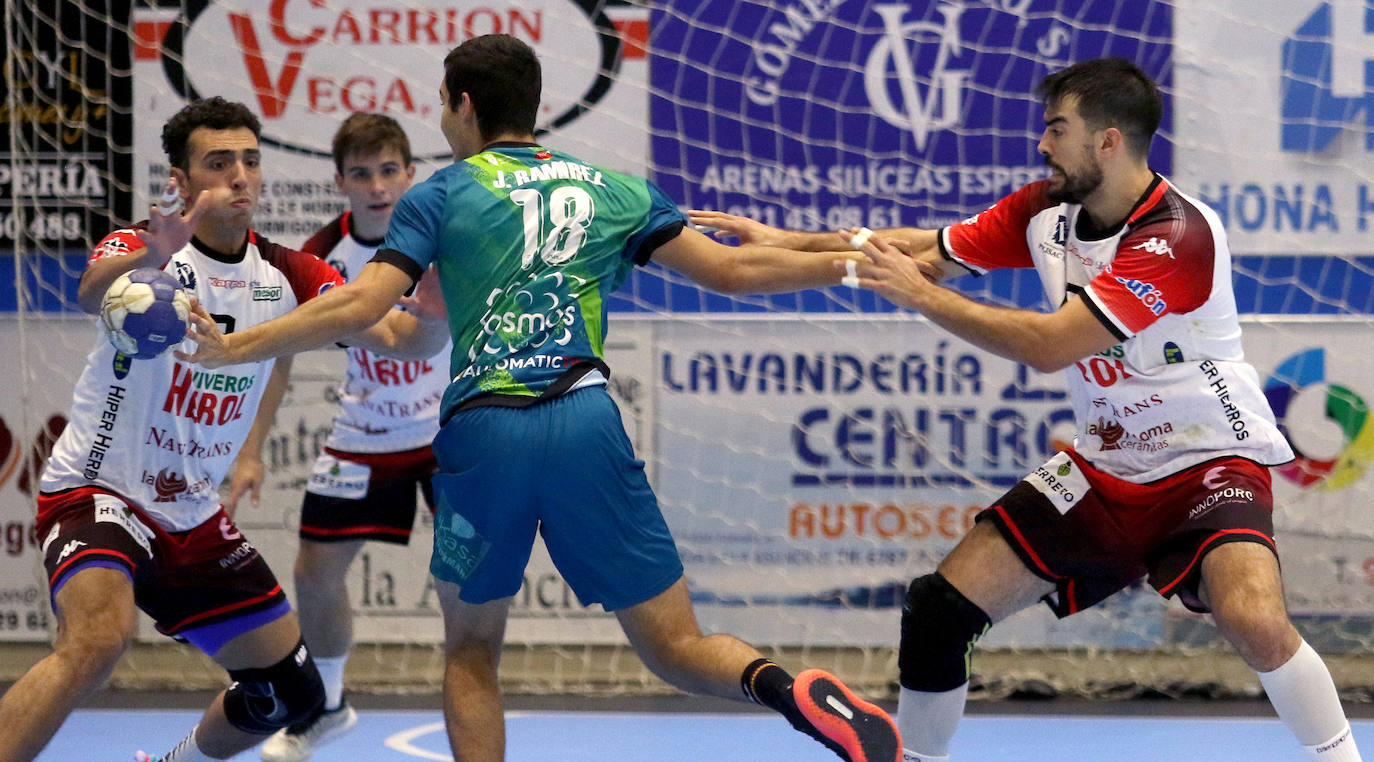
xmin=429 ymin=386 xmax=684 ymax=610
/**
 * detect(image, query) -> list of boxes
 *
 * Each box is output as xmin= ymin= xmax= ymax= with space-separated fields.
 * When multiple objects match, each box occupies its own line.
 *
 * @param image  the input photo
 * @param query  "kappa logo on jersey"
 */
xmin=55 ymin=539 xmax=87 ymax=562
xmin=41 ymin=523 xmax=61 ymax=555
xmin=1280 ymin=2 xmax=1374 ymax=152
xmin=173 ymin=260 xmax=197 ymax=290
xmin=93 ymin=497 xmax=153 ymax=557
xmin=1132 ymin=237 xmax=1175 ymax=258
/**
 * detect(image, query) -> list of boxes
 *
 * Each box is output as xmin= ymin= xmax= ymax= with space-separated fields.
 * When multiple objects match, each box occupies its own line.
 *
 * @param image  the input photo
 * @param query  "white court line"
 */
xmin=384 ymin=721 xmax=452 ymax=761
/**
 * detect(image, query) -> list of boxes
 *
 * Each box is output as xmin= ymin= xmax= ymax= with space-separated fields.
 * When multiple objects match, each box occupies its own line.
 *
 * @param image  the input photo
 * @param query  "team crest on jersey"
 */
xmin=1163 ymin=342 xmax=1184 ymax=364
xmin=112 ymin=352 xmax=133 ymax=379
xmin=173 ymin=260 xmax=197 ymax=290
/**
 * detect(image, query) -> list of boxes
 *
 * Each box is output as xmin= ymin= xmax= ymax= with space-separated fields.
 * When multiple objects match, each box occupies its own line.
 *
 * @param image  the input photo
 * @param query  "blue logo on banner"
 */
xmin=647 ymin=2 xmax=1170 ymax=307
xmin=1280 ymin=1 xmax=1374 ymax=152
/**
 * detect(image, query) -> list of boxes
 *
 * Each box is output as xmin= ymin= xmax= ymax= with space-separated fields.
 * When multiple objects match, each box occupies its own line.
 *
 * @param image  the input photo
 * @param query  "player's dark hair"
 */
xmin=161 ymin=96 xmax=262 ymax=171
xmin=1037 ymin=58 xmax=1162 ymax=159
xmin=443 ymin=34 xmax=541 ymax=140
xmin=331 ymin=112 xmax=413 ymax=174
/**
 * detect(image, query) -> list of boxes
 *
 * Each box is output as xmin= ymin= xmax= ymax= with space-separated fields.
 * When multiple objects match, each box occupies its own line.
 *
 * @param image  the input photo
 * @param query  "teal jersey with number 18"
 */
xmin=380 ymin=144 xmax=686 ymax=422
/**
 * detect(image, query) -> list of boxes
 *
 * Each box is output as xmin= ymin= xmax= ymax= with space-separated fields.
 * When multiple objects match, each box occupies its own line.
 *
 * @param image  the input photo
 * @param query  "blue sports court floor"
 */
xmin=31 ymin=695 xmax=1374 ymax=761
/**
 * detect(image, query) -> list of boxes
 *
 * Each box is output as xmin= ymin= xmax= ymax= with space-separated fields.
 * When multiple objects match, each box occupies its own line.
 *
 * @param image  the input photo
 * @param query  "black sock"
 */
xmin=741 ymin=658 xmax=795 ymax=712
xmin=744 ymin=659 xmax=848 ymax=758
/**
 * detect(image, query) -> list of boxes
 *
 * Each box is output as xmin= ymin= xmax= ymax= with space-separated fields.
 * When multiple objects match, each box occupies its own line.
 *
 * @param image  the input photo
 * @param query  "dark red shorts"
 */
xmin=299 ymin=445 xmax=437 ymax=544
xmin=36 ymin=486 xmax=289 ymax=654
xmin=977 ymin=450 xmax=1276 ymax=617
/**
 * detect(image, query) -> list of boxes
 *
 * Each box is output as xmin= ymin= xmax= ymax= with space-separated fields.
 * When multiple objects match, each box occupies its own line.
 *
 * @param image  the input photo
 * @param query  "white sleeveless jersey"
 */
xmin=302 ymin=213 xmax=449 ymax=453
xmin=941 ymin=175 xmax=1294 ymax=482
xmin=41 ymin=227 xmax=345 ymax=531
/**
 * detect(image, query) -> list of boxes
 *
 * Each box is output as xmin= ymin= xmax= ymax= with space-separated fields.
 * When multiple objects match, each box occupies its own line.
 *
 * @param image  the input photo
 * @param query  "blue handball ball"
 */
xmin=99 ymin=267 xmax=192 ymax=359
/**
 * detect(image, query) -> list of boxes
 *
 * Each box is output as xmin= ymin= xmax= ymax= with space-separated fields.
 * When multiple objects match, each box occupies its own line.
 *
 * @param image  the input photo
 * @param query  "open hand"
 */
xmin=688 ymin=209 xmax=791 ymax=246
xmin=135 ymin=179 xmax=210 ymax=264
xmin=834 ymin=227 xmax=944 ymax=311
xmin=174 ymin=298 xmax=236 ymax=368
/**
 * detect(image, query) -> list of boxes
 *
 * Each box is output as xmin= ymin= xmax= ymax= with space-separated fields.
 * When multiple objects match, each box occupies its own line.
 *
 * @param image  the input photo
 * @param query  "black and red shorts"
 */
xmin=978 ymin=450 xmax=1276 ymax=617
xmin=36 ymin=486 xmax=289 ymax=655
xmin=299 ymin=445 xmax=438 ymax=544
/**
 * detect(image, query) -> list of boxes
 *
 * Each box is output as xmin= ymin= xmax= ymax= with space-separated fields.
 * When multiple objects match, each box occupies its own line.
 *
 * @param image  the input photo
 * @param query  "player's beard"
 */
xmin=1045 ymin=155 xmax=1103 ymax=204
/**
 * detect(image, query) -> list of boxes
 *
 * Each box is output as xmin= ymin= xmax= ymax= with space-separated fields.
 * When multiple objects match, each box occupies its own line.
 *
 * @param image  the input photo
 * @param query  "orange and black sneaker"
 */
xmin=789 ymin=669 xmax=902 ymax=762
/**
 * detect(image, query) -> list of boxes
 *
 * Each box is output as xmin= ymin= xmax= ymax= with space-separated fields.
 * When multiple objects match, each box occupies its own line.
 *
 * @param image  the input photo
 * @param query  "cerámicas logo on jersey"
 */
xmin=159 ymin=0 xmax=625 ymax=161
xmin=151 ymin=468 xmax=189 ymax=501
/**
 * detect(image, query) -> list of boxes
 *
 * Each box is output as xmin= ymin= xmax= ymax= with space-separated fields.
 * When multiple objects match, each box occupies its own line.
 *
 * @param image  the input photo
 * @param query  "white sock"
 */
xmin=159 ymin=726 xmax=217 ymax=761
xmin=898 ymin=683 xmax=967 ymax=760
xmin=1258 ymin=640 xmax=1360 ymax=760
xmin=314 ymin=655 xmax=349 ymax=710
xmin=1304 ymin=724 xmax=1362 ymax=762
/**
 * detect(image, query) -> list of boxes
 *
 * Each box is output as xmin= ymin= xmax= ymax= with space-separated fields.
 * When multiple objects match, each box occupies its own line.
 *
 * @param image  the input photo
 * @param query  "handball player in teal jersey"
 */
xmin=179 ymin=33 xmax=900 ymax=762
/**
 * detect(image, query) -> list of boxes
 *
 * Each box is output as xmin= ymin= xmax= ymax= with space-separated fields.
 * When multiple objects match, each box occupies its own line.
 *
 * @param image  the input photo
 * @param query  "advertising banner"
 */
xmin=130 ymin=0 xmax=651 ymax=249
xmin=0 ymin=1 xmax=133 ymax=254
xmin=649 ymin=1 xmax=1172 ymax=236
xmin=0 ymin=317 xmax=1369 ymax=648
xmin=1174 ymin=0 xmax=1374 ymax=256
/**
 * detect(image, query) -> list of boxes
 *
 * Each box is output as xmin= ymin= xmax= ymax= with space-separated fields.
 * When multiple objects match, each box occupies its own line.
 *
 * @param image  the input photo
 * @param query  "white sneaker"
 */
xmin=259 ymin=700 xmax=358 ymax=762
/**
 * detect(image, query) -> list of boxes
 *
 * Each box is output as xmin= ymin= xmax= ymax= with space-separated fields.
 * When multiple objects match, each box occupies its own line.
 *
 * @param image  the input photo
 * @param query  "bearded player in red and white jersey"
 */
xmin=0 ymin=97 xmax=447 ymax=762
xmin=694 ymin=59 xmax=1360 ymax=762
xmin=234 ymin=113 xmax=450 ymax=762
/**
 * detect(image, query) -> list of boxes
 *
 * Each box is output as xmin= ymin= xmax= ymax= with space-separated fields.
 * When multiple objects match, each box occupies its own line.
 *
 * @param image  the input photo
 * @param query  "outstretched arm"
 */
xmin=178 ymin=261 xmax=442 ymax=368
xmin=689 ymin=208 xmax=934 ymax=252
xmin=847 ymin=229 xmax=1118 ymax=372
xmin=649 ymin=226 xmax=862 ymax=294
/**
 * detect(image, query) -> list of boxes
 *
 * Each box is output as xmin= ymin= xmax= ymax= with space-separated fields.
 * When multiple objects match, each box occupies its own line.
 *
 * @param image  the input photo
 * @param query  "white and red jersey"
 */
xmin=301 ymin=213 xmax=449 ymax=453
xmin=40 ymin=226 xmax=345 ymax=531
xmin=940 ymin=175 xmax=1293 ymax=482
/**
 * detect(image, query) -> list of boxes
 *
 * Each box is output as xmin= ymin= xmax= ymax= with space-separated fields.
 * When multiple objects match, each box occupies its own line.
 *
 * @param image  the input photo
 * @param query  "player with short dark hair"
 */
xmin=691 ymin=57 xmax=1361 ymax=762
xmin=178 ymin=33 xmax=902 ymax=762
xmin=0 ymin=96 xmax=447 ymax=762
xmin=245 ymin=112 xmax=448 ymax=762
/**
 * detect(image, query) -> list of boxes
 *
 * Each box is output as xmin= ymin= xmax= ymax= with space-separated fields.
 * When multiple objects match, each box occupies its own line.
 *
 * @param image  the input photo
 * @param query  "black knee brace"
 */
xmin=223 ymin=639 xmax=324 ymax=734
xmin=899 ymin=573 xmax=992 ymax=692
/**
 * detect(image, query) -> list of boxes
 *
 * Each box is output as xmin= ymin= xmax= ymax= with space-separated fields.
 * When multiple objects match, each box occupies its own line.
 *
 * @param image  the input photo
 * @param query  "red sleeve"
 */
xmin=1083 ymin=192 xmax=1215 ymax=338
xmin=301 ymin=214 xmax=347 ymax=257
xmin=258 ymin=235 xmax=346 ymax=305
xmin=941 ymin=181 xmax=1054 ymax=274
xmin=88 ymin=222 xmax=150 ymax=264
